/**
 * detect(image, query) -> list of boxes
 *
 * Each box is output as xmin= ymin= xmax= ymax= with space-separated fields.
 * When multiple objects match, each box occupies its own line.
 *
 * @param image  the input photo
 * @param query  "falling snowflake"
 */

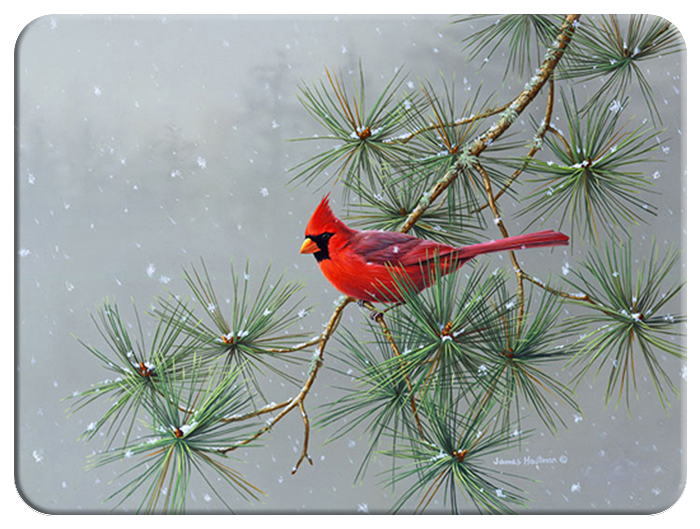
xmin=608 ymin=100 xmax=623 ymax=113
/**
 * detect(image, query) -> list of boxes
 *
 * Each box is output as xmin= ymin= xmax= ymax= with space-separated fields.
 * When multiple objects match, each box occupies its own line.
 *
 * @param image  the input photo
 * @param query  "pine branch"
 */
xmin=559 ymin=15 xmax=683 ymax=124
xmin=563 ymin=237 xmax=686 ymax=410
xmin=458 ymin=15 xmax=567 ymax=79
xmin=382 ymin=102 xmax=509 ymax=146
xmin=400 ymin=14 xmax=581 ymax=234
xmin=212 ymin=296 xmax=354 ymax=475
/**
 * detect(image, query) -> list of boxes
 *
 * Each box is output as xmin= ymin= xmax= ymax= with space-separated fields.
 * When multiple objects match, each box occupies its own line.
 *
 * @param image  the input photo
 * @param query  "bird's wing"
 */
xmin=349 ymin=231 xmax=454 ymax=266
xmin=348 ymin=231 xmax=425 ymax=264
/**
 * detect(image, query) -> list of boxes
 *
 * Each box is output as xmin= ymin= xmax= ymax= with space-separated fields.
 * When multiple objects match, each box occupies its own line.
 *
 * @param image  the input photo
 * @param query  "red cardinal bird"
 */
xmin=300 ymin=194 xmax=569 ymax=303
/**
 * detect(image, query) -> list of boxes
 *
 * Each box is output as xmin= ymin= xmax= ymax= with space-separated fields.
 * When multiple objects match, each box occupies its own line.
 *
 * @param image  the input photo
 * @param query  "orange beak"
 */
xmin=300 ymin=238 xmax=320 ymax=254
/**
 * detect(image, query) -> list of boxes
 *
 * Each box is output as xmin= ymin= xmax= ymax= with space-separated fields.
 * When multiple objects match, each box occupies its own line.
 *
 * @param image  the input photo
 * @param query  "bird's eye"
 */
xmin=322 ymin=232 xmax=332 ymax=241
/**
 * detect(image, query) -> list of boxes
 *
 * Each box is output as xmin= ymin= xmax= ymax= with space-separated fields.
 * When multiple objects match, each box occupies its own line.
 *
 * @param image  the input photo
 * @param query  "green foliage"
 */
xmin=516 ymin=91 xmax=661 ymax=242
xmin=291 ymin=65 xmax=417 ymax=191
xmin=382 ymin=260 xmax=506 ymax=392
xmin=396 ymin=79 xmax=516 ymax=214
xmin=563 ymin=237 xmax=685 ymax=410
xmin=386 ymin=397 xmax=530 ymax=514
xmin=87 ymin=364 xmax=263 ymax=513
xmin=317 ymin=326 xmax=422 ymax=484
xmin=68 ymin=299 xmax=198 ymax=448
xmin=153 ymin=259 xmax=311 ymax=399
xmin=560 ymin=15 xmax=684 ymax=124
xmin=457 ymin=15 xmax=566 ymax=78
xmin=477 ymin=287 xmax=580 ymax=434
xmin=70 ymin=264 xmax=309 ymax=512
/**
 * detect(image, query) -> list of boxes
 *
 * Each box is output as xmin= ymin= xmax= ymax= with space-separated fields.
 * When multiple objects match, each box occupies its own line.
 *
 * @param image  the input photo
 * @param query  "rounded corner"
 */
xmin=14 ymin=470 xmax=54 ymax=516
xmin=648 ymin=474 xmax=688 ymax=516
xmin=15 ymin=15 xmax=56 ymax=55
xmin=644 ymin=13 xmax=688 ymax=52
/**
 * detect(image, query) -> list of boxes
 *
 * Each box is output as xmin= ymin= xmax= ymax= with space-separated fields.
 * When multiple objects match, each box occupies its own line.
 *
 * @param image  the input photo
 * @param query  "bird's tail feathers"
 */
xmin=458 ymin=230 xmax=569 ymax=260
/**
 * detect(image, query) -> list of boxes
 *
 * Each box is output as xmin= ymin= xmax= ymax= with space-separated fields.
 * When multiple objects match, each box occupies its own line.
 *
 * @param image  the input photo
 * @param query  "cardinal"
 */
xmin=300 ymin=194 xmax=569 ymax=304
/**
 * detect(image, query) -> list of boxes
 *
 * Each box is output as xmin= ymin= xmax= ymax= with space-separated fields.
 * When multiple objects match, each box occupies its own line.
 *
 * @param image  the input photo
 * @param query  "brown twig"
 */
xmin=521 ymin=272 xmax=595 ymax=303
xmin=474 ymin=153 xmax=598 ymax=329
xmin=292 ymin=400 xmax=313 ymax=474
xmin=473 ymin=77 xmax=558 ymax=214
xmin=472 ymin=159 xmax=527 ymax=336
xmin=263 ymin=336 xmax=322 ymax=354
xmin=221 ymin=400 xmax=292 ymax=423
xmin=382 ymin=104 xmax=509 ymax=145
xmin=547 ymin=125 xmax=574 ymax=160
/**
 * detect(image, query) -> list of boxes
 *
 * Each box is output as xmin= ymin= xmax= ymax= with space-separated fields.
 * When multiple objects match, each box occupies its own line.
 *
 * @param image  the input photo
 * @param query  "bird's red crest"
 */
xmin=305 ymin=193 xmax=340 ymax=235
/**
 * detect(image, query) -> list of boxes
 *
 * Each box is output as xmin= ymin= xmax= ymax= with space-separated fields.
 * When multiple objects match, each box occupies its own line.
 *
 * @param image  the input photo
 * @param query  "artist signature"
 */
xmin=493 ymin=454 xmax=568 ymax=467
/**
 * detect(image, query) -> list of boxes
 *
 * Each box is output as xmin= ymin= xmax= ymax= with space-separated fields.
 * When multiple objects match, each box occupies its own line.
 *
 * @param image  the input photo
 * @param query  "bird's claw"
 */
xmin=370 ymin=310 xmax=383 ymax=322
xmin=357 ymin=300 xmax=384 ymax=322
